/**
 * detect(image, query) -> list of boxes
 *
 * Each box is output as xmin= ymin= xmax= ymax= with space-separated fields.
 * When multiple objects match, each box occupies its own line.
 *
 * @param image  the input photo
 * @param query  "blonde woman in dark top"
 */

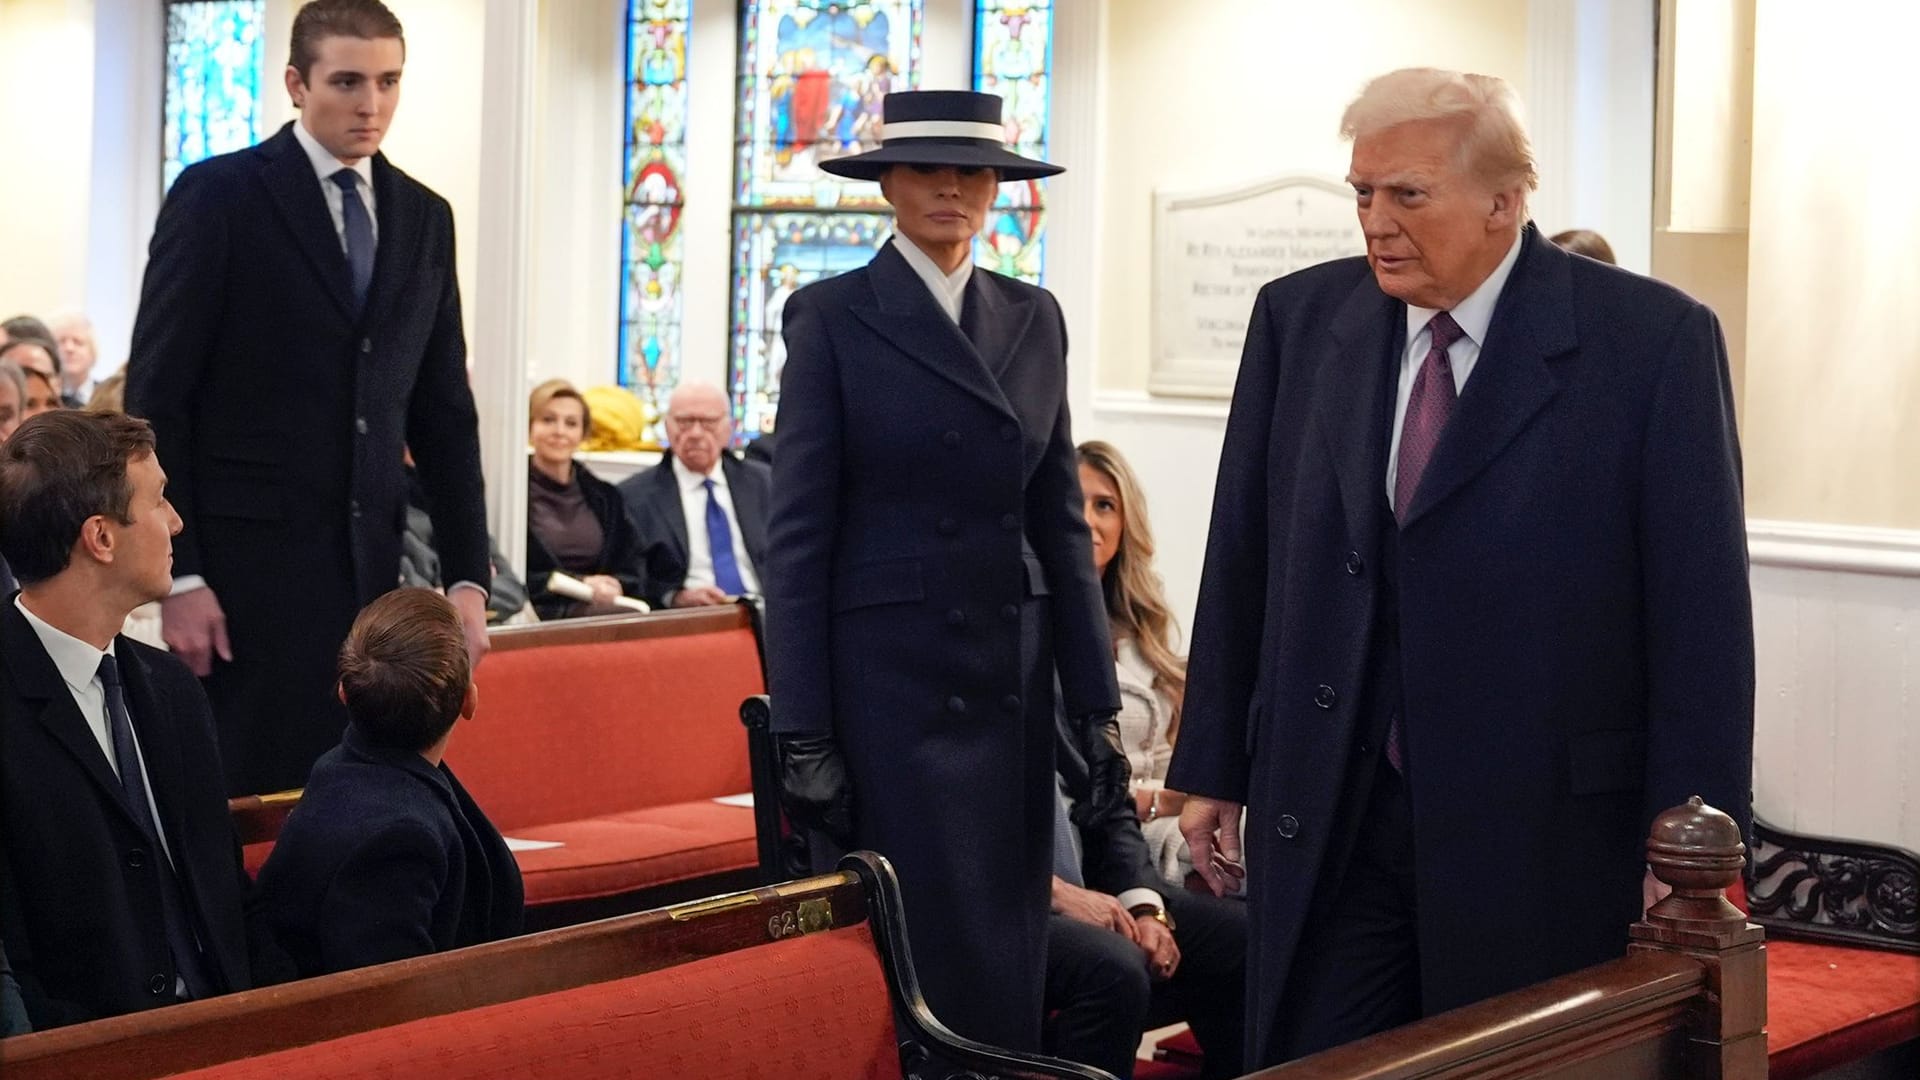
xmin=524 ymin=379 xmax=647 ymax=619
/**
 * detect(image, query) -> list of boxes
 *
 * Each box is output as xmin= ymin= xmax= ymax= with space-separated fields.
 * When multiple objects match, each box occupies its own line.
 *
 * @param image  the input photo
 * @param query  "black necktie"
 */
xmin=332 ymin=168 xmax=375 ymax=313
xmin=99 ymin=655 xmax=214 ymax=999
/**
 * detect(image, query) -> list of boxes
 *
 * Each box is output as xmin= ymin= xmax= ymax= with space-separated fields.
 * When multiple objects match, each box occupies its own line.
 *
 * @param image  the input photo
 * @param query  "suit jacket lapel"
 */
xmin=655 ymin=456 xmax=691 ymax=566
xmin=1 ymin=608 xmax=142 ymax=833
xmin=358 ymin=153 xmax=417 ymax=331
xmin=1318 ymin=274 xmax=1401 ymax=548
xmin=960 ymin=273 xmax=1036 ymax=384
xmin=852 ymin=243 xmax=1014 ymax=419
xmin=256 ymin=124 xmax=358 ymax=323
xmin=722 ymin=456 xmax=766 ymax=563
xmin=115 ymin=644 xmax=193 ymax=857
xmin=1400 ymin=228 xmax=1574 ymax=528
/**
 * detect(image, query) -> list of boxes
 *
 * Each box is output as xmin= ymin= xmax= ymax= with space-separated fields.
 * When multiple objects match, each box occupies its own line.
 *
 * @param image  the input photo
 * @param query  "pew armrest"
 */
xmin=1746 ymin=815 xmax=1920 ymax=954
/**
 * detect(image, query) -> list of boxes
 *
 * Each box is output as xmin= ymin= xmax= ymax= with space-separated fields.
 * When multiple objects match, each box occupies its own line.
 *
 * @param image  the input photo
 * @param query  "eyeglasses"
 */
xmin=667 ymin=414 xmax=727 ymax=432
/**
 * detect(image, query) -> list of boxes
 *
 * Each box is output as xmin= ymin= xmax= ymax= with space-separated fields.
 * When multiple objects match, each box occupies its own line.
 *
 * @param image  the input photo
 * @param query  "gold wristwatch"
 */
xmin=1129 ymin=903 xmax=1175 ymax=931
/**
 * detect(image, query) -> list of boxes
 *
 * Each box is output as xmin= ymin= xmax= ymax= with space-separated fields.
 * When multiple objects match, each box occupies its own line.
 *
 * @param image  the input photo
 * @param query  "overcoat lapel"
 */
xmin=256 ymin=125 xmax=359 ymax=323
xmin=1318 ymin=275 xmax=1401 ymax=548
xmin=359 ymin=154 xmax=418 ymax=331
xmin=1399 ymin=229 xmax=1575 ymax=528
xmin=960 ymin=273 xmax=1035 ymax=384
xmin=852 ymin=243 xmax=1015 ymax=419
xmin=2 ymin=608 xmax=143 ymax=835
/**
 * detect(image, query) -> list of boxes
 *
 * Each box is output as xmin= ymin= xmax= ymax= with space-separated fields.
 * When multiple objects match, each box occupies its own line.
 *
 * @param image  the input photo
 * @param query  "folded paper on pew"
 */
xmin=711 ymin=793 xmax=755 ymax=808
xmin=502 ymin=837 xmax=565 ymax=852
xmin=546 ymin=572 xmax=650 ymax=613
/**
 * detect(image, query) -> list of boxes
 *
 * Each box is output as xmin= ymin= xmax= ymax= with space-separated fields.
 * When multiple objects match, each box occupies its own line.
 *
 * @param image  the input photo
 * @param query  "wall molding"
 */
xmin=1748 ymin=519 xmax=1920 ymax=578
xmin=1091 ymin=388 xmax=1230 ymax=421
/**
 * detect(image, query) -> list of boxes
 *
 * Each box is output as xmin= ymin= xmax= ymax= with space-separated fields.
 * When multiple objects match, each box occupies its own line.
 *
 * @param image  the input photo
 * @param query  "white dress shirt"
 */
xmin=1385 ymin=231 xmax=1525 ymax=510
xmin=892 ymin=234 xmax=973 ymax=325
xmin=14 ymin=597 xmax=178 ymax=869
xmin=672 ymin=456 xmax=761 ymax=596
xmin=291 ymin=117 xmax=378 ymax=251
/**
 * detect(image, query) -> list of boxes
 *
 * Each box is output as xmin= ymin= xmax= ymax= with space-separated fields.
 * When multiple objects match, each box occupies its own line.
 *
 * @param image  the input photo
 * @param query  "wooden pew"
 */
xmin=1241 ymin=796 xmax=1766 ymax=1080
xmin=0 ymin=852 xmax=1109 ymax=1080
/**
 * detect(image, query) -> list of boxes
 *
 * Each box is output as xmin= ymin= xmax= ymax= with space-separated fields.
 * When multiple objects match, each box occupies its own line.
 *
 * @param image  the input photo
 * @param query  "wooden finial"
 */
xmin=1645 ymin=796 xmax=1748 ymax=927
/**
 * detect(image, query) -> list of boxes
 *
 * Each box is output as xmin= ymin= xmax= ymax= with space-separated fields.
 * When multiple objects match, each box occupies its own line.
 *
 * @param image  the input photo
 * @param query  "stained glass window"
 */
xmin=972 ymin=0 xmax=1051 ymax=283
xmin=163 ymin=1 xmax=266 ymax=191
xmin=620 ymin=0 xmax=692 ymax=447
xmin=728 ymin=0 xmax=923 ymax=440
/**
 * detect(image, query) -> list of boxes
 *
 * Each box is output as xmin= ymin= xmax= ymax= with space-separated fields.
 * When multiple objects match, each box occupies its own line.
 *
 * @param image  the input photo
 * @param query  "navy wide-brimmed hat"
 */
xmin=818 ymin=90 xmax=1063 ymax=182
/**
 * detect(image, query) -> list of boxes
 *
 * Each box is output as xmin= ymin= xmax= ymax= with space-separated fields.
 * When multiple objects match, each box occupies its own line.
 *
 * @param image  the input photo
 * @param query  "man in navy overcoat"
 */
xmin=126 ymin=1 xmax=490 ymax=797
xmin=1171 ymin=68 xmax=1755 ymax=1066
xmin=765 ymin=91 xmax=1124 ymax=1051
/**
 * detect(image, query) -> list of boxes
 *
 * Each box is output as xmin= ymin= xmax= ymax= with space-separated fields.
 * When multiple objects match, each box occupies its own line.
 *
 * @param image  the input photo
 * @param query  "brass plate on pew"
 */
xmin=768 ymin=899 xmax=834 ymax=940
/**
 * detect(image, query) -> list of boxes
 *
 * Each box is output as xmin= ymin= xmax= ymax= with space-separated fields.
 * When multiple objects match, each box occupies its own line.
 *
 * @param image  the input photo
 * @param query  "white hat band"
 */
xmin=881 ymin=120 xmax=1008 ymax=144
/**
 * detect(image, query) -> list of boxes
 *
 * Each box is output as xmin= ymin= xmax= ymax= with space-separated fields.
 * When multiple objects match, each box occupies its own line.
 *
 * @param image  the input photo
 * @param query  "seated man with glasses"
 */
xmin=617 ymin=381 xmax=771 ymax=609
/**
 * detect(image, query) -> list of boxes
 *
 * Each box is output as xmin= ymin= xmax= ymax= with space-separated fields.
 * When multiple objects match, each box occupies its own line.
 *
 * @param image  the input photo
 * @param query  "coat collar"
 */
xmin=340 ymin=722 xmax=457 ymax=802
xmin=255 ymin=121 xmax=415 ymax=330
xmin=852 ymin=243 xmax=1018 ymax=419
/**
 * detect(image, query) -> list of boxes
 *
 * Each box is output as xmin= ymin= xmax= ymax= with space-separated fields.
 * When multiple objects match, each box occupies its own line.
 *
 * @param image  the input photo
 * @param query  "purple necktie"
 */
xmin=1386 ymin=311 xmax=1465 ymax=773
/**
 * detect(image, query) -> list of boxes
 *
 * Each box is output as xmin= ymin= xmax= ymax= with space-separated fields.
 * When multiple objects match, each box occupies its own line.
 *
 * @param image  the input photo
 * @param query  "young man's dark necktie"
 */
xmin=332 ymin=169 xmax=375 ymax=314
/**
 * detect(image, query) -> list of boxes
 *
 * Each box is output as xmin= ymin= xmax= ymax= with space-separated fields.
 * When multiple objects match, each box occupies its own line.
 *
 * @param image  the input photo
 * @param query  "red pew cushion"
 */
xmin=168 ymin=925 xmax=904 ymax=1080
xmin=506 ymin=800 xmax=759 ymax=905
xmin=450 ymin=624 xmax=762 ymax=832
xmin=1765 ymin=940 xmax=1920 ymax=1080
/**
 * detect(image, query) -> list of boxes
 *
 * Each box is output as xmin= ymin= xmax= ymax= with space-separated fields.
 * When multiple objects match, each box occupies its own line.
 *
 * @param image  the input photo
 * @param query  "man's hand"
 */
xmin=161 ymin=586 xmax=232 ymax=677
xmin=1050 ymin=877 xmax=1139 ymax=942
xmin=1132 ymin=913 xmax=1181 ymax=980
xmin=1181 ymin=796 xmax=1246 ymax=898
xmin=583 ymin=574 xmax=624 ymax=606
xmin=671 ymin=584 xmax=731 ymax=607
xmin=1070 ymin=711 xmax=1132 ymax=827
xmin=776 ymin=733 xmax=856 ymax=848
xmin=448 ymin=587 xmax=490 ymax=669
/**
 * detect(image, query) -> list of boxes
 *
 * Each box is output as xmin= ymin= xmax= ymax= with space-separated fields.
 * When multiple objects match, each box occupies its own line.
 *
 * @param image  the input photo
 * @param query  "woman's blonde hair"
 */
xmin=528 ymin=377 xmax=592 ymax=437
xmin=1077 ymin=440 xmax=1187 ymax=742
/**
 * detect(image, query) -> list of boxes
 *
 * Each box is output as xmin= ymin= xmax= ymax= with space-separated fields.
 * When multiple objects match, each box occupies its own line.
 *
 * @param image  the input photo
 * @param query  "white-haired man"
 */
xmin=1170 ymin=68 xmax=1753 ymax=1064
xmin=616 ymin=380 xmax=770 ymax=609
xmin=49 ymin=313 xmax=103 ymax=405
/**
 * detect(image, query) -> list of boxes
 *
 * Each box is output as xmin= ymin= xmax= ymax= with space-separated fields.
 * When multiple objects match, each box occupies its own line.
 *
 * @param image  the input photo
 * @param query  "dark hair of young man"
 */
xmin=288 ymin=0 xmax=406 ymax=80
xmin=337 ymin=588 xmax=470 ymax=753
xmin=0 ymin=411 xmax=155 ymax=584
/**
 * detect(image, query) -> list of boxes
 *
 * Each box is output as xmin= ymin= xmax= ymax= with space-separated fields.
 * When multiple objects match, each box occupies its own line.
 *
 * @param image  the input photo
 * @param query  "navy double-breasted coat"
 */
xmin=766 ymin=241 xmax=1119 ymax=1049
xmin=1168 ymin=227 xmax=1755 ymax=1065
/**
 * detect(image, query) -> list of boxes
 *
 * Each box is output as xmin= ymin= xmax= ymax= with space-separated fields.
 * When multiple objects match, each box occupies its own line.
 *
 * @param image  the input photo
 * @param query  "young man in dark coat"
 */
xmin=125 ymin=0 xmax=491 ymax=798
xmin=766 ymin=91 xmax=1126 ymax=1051
xmin=1172 ymin=68 xmax=1754 ymax=1066
xmin=253 ymin=588 xmax=522 ymax=977
xmin=0 ymin=412 xmax=277 ymax=1028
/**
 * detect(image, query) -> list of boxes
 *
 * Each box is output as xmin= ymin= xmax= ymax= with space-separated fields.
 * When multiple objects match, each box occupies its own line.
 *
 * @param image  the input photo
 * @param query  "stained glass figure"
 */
xmin=729 ymin=0 xmax=924 ymax=440
xmin=163 ymin=1 xmax=266 ymax=191
xmin=972 ymin=0 xmax=1051 ymax=283
xmin=729 ymin=212 xmax=890 ymax=439
xmin=620 ymin=0 xmax=692 ymax=447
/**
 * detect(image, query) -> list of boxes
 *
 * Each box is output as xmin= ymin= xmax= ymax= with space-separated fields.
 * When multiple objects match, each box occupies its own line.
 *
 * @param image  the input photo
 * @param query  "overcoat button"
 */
xmin=1345 ymin=551 xmax=1364 ymax=576
xmin=1358 ymin=740 xmax=1374 ymax=756
xmin=937 ymin=518 xmax=958 ymax=536
xmin=1001 ymin=695 xmax=1022 ymax=713
xmin=943 ymin=430 xmax=961 ymax=448
xmin=148 ymin=974 xmax=169 ymax=995
xmin=1313 ymin=684 xmax=1337 ymax=709
xmin=1277 ymin=814 xmax=1301 ymax=839
xmin=999 ymin=424 xmax=1018 ymax=442
xmin=359 ymin=338 xmax=372 ymax=354
xmin=999 ymin=514 xmax=1018 ymax=531
xmin=947 ymin=696 xmax=967 ymax=715
xmin=1000 ymin=603 xmax=1019 ymax=622
xmin=127 ymin=848 xmax=146 ymax=869
xmin=355 ymin=417 xmax=369 ymax=435
xmin=350 ymin=500 xmax=363 ymax=519
xmin=945 ymin=609 xmax=965 ymax=627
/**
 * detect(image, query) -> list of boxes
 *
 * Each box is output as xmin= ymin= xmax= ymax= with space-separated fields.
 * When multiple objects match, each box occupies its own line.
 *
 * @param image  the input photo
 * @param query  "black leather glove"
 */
xmin=776 ymin=733 xmax=857 ymax=849
xmin=1070 ymin=710 xmax=1132 ymax=828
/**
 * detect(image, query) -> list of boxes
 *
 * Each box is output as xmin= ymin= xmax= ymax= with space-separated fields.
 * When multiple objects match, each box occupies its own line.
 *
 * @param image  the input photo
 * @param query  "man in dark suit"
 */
xmin=126 ymin=0 xmax=490 ymax=798
xmin=617 ymin=380 xmax=771 ymax=610
xmin=1171 ymin=68 xmax=1754 ymax=1067
xmin=253 ymin=588 xmax=522 ymax=977
xmin=1047 ymin=712 xmax=1247 ymax=1080
xmin=0 ymin=412 xmax=269 ymax=1028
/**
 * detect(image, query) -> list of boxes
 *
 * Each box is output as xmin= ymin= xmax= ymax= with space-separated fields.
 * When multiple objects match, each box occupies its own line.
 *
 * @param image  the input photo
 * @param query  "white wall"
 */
xmin=0 ymin=0 xmax=98 ymax=325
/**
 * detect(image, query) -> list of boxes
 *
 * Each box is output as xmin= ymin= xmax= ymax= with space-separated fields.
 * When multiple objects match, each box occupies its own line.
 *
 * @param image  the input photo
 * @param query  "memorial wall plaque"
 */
xmin=1149 ymin=174 xmax=1364 ymax=398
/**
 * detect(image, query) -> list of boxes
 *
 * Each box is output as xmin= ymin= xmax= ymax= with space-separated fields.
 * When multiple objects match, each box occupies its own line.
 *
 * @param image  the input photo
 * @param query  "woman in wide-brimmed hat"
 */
xmin=764 ymin=90 xmax=1125 ymax=1052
